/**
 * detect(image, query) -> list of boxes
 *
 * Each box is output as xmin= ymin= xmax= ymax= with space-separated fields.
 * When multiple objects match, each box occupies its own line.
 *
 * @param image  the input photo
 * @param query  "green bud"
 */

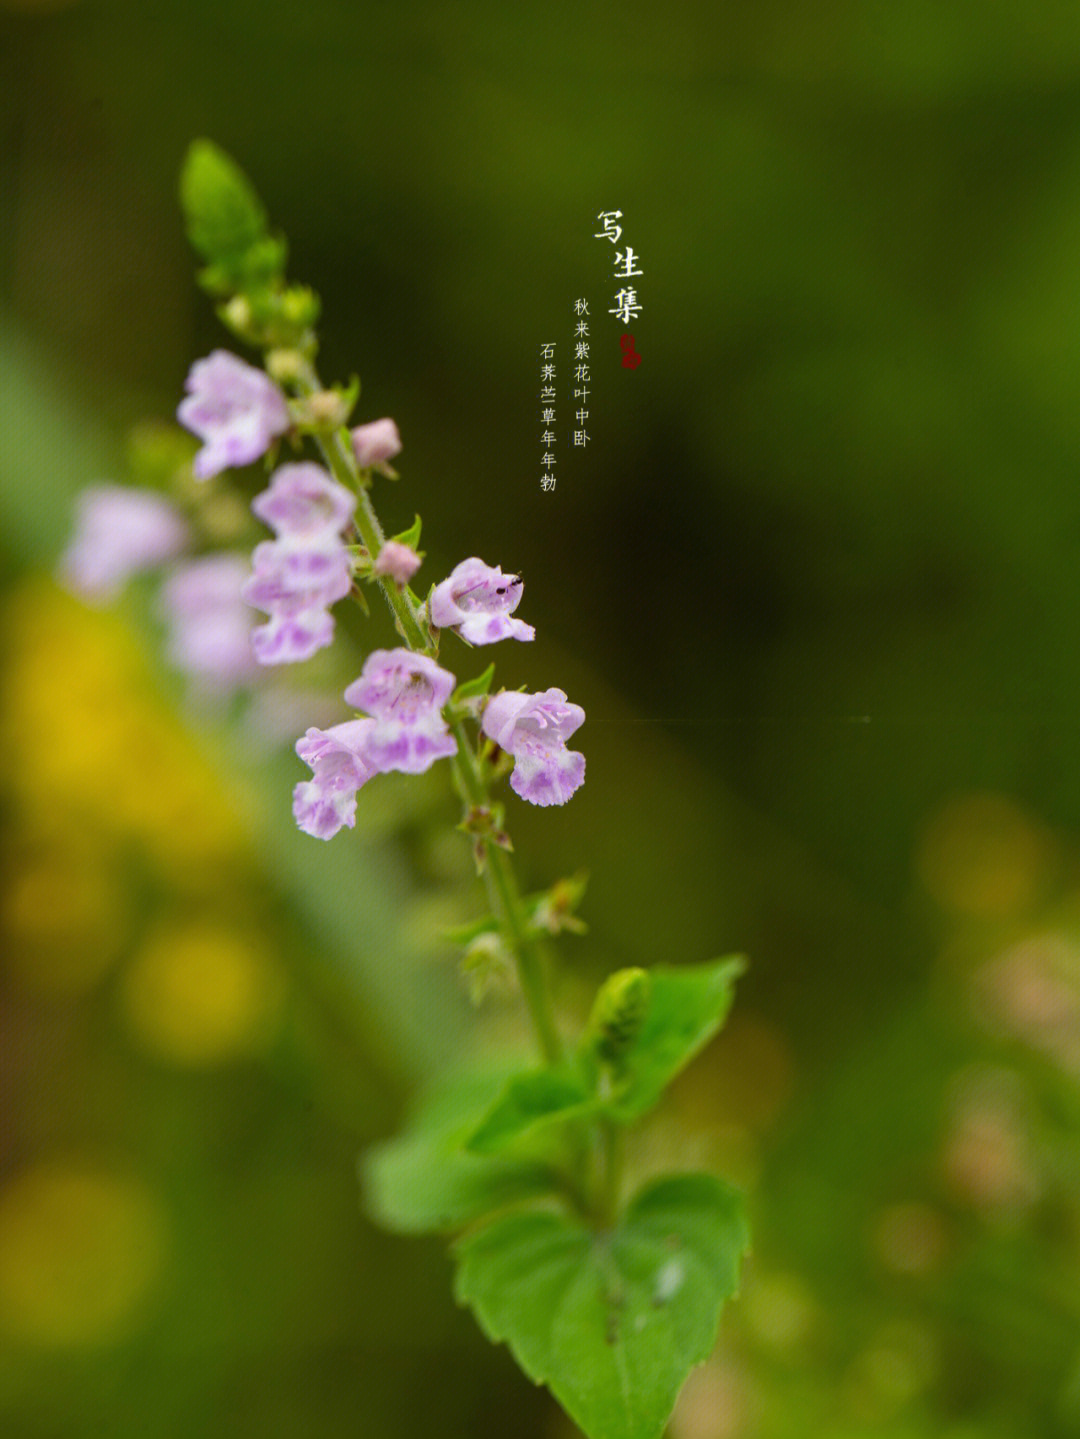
xmin=265 ymin=348 xmax=305 ymax=386
xmin=299 ymin=389 xmax=352 ymax=430
xmin=587 ymin=968 xmax=651 ymax=1064
xmin=460 ymin=931 xmax=514 ymax=1005
xmin=222 ymin=294 xmax=254 ymax=335
xmin=281 ymin=285 xmax=321 ymax=328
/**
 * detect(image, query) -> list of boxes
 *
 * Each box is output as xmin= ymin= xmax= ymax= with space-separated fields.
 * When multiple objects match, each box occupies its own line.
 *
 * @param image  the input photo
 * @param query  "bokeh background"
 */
xmin=5 ymin=2 xmax=1080 ymax=1436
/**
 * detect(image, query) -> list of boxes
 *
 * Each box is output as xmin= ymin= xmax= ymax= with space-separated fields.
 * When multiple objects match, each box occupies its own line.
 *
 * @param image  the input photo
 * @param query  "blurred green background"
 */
xmin=5 ymin=1 xmax=1080 ymax=1435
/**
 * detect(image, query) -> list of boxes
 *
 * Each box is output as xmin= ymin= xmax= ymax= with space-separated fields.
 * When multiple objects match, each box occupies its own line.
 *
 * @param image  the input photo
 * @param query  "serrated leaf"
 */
xmin=361 ymin=1069 xmax=559 ymax=1234
xmin=466 ymin=1068 xmax=601 ymax=1155
xmin=455 ymin=1174 xmax=748 ymax=1439
xmin=604 ymin=957 xmax=744 ymax=1122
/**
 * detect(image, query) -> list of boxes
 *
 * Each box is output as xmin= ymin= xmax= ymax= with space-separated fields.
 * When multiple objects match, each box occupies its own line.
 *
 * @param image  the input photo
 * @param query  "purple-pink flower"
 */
xmin=351 ymin=418 xmax=402 ymax=469
xmin=482 ymin=688 xmax=585 ymax=806
xmin=293 ymin=720 xmax=378 ymax=839
xmin=60 ymin=485 xmax=190 ymax=603
xmin=343 ymin=649 xmax=457 ymax=774
xmin=161 ymin=553 xmax=260 ymax=689
xmin=243 ymin=464 xmax=357 ymax=664
xmin=178 ymin=351 xmax=291 ymax=480
xmin=430 ymin=557 xmax=535 ymax=645
xmin=251 ymin=462 xmax=356 ymax=539
xmin=293 ymin=649 xmax=458 ymax=837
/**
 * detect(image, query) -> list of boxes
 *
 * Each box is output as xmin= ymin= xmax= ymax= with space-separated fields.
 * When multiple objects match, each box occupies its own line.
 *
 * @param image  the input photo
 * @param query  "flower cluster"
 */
xmin=293 ymin=649 xmax=456 ymax=838
xmin=292 ymin=559 xmax=583 ymax=839
xmin=169 ymin=347 xmax=587 ymax=824
xmin=242 ymin=464 xmax=357 ymax=664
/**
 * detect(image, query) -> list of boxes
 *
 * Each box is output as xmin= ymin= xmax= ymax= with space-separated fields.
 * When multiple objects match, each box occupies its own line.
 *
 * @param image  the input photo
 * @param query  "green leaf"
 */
xmin=604 ymin=957 xmax=744 ymax=1122
xmin=361 ymin=1069 xmax=559 ymax=1234
xmin=455 ymin=1173 xmax=748 ymax=1439
xmin=466 ymin=1068 xmax=601 ymax=1155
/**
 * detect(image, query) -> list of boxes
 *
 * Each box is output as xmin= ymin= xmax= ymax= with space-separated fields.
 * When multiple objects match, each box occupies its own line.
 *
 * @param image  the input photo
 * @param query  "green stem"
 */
xmin=452 ymin=723 xmax=563 ymax=1067
xmin=596 ymin=1119 xmax=624 ymax=1228
xmin=293 ymin=363 xmax=431 ymax=654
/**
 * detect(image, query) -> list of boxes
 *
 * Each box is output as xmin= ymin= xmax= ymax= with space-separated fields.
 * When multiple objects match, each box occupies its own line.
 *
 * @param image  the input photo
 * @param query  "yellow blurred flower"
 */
xmin=2 ymin=842 xmax=127 ymax=995
xmin=120 ymin=921 xmax=284 ymax=1066
xmin=1 ymin=581 xmax=247 ymax=879
xmin=0 ymin=1163 xmax=168 ymax=1347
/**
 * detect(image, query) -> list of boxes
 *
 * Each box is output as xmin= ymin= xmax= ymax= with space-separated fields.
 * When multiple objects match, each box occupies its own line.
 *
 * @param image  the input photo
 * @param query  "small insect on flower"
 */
xmin=430 ymin=558 xmax=534 ymax=645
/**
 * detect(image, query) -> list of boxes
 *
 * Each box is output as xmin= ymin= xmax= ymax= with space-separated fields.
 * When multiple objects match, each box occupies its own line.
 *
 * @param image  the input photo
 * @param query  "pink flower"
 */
xmin=60 ymin=485 xmax=190 ymax=602
xmin=344 ymin=648 xmax=457 ymax=775
xmin=482 ymin=688 xmax=585 ymax=806
xmin=178 ymin=351 xmax=290 ymax=480
xmin=244 ymin=464 xmax=357 ymax=665
xmin=430 ymin=557 xmax=535 ymax=645
xmin=161 ymin=553 xmax=260 ymax=688
xmin=374 ymin=540 xmax=421 ymax=586
xmin=293 ymin=720 xmax=378 ymax=838
xmin=242 ymin=541 xmax=352 ymax=664
xmin=292 ymin=652 xmax=459 ymax=838
xmin=351 ymin=418 xmax=402 ymax=469
xmin=251 ymin=463 xmax=356 ymax=539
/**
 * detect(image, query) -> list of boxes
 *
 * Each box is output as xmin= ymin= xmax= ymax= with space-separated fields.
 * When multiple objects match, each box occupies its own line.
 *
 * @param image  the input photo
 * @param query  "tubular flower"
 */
xmin=60 ymin=485 xmax=190 ymax=602
xmin=482 ymin=688 xmax=585 ymax=807
xmin=243 ymin=464 xmax=357 ymax=664
xmin=293 ymin=720 xmax=378 ymax=839
xmin=178 ymin=350 xmax=291 ymax=480
xmin=430 ymin=557 xmax=535 ymax=645
xmin=343 ymin=649 xmax=457 ymax=774
xmin=251 ymin=462 xmax=356 ymax=539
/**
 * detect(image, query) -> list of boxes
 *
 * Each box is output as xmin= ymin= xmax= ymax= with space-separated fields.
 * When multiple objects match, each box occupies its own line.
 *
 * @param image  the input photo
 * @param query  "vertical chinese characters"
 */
xmin=539 ymin=341 xmax=557 ymax=492
xmin=595 ymin=209 xmax=643 ymax=367
xmin=572 ymin=298 xmax=591 ymax=457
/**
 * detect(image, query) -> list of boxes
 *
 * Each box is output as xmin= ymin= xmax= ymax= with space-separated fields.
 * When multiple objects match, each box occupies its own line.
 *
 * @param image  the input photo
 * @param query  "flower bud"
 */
xmin=374 ymin=540 xmax=421 ymax=587
xmin=265 ymin=347 xmax=304 ymax=385
xmin=351 ymin=418 xmax=402 ymax=468
xmin=586 ymin=967 xmax=651 ymax=1063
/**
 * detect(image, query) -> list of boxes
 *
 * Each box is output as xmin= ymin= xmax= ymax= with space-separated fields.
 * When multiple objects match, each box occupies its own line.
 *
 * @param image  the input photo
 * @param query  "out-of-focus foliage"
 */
xmin=5 ymin=1 xmax=1080 ymax=1436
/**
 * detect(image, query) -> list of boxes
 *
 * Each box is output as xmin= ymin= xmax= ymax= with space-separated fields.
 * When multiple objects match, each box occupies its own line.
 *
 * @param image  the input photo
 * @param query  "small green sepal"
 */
xmin=452 ymin=663 xmax=496 ymax=707
xmin=529 ymin=872 xmax=589 ymax=936
xmin=460 ymin=932 xmax=515 ymax=1005
xmin=443 ymin=912 xmax=500 ymax=947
